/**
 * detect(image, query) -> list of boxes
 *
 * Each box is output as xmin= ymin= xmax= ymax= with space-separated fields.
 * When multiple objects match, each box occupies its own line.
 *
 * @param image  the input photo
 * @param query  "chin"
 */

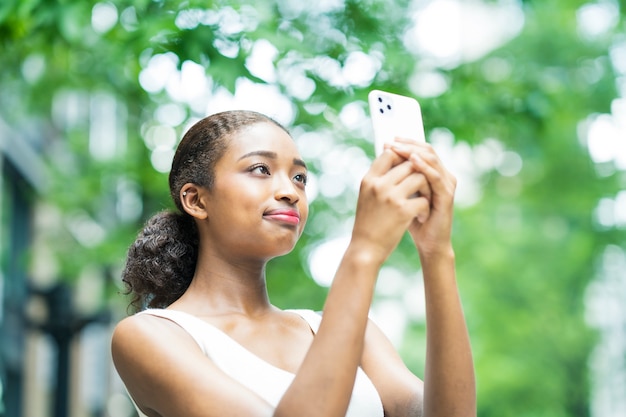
xmin=269 ymin=241 xmax=299 ymax=258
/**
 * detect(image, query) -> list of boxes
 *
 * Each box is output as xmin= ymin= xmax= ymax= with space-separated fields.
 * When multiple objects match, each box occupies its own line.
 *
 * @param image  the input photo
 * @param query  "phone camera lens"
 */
xmin=387 ymin=105 xmax=392 ymax=110
xmin=377 ymin=97 xmax=383 ymax=103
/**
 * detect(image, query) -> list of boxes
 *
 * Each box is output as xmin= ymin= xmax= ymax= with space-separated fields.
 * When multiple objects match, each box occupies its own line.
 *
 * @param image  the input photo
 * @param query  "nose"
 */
xmin=274 ymin=174 xmax=300 ymax=204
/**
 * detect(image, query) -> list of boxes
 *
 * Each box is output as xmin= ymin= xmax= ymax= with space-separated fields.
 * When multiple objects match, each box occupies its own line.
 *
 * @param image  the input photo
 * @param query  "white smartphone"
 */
xmin=368 ymin=90 xmax=425 ymax=156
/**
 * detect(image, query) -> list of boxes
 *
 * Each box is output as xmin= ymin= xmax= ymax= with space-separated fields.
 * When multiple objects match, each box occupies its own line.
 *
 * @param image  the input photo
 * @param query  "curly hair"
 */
xmin=122 ymin=110 xmax=289 ymax=310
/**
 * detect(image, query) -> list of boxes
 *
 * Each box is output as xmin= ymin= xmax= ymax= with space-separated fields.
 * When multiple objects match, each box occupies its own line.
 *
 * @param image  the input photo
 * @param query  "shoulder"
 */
xmin=112 ymin=311 xmax=175 ymax=341
xmin=110 ymin=312 xmax=214 ymax=415
xmin=111 ymin=311 xmax=202 ymax=367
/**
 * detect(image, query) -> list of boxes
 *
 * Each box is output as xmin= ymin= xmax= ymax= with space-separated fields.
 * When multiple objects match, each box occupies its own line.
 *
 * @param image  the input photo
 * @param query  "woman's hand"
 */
xmin=388 ymin=138 xmax=457 ymax=258
xmin=350 ymin=147 xmax=433 ymax=265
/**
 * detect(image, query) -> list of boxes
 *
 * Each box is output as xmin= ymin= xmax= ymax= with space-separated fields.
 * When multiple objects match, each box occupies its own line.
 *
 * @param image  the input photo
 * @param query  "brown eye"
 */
xmin=294 ymin=173 xmax=307 ymax=186
xmin=251 ymin=164 xmax=270 ymax=175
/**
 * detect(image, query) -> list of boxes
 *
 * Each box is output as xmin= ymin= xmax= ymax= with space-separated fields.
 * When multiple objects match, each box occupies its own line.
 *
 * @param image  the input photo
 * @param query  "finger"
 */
xmin=389 ymin=142 xmax=453 ymax=192
xmin=389 ymin=141 xmax=432 ymax=163
xmin=409 ymin=153 xmax=456 ymax=201
xmin=385 ymin=160 xmax=419 ymax=186
xmin=393 ymin=136 xmax=427 ymax=145
xmin=392 ymin=137 xmax=428 ymax=150
xmin=391 ymin=141 xmax=447 ymax=175
xmin=396 ymin=171 xmax=432 ymax=202
xmin=369 ymin=148 xmax=406 ymax=177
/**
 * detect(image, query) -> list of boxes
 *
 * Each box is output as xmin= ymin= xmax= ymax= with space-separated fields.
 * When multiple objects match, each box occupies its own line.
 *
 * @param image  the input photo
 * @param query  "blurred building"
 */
xmin=0 ymin=123 xmax=124 ymax=417
xmin=0 ymin=121 xmax=44 ymax=417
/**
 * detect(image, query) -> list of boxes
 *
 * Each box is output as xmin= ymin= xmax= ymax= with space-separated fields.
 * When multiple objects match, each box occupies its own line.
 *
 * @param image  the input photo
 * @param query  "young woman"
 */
xmin=111 ymin=110 xmax=475 ymax=417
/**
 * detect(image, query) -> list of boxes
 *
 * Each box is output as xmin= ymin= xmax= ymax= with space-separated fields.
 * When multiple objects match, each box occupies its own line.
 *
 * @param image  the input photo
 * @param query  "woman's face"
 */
xmin=202 ymin=121 xmax=309 ymax=260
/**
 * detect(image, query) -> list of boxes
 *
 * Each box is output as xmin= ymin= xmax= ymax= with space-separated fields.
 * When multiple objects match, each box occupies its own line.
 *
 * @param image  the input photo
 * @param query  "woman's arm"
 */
xmin=359 ymin=268 xmax=474 ymax=417
xmin=392 ymin=139 xmax=476 ymax=417
xmin=420 ymin=251 xmax=475 ymax=417
xmin=275 ymin=248 xmax=380 ymax=416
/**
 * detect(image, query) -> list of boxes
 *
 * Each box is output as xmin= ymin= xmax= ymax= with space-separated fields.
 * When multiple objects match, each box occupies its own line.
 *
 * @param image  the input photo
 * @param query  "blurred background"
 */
xmin=1 ymin=0 xmax=625 ymax=416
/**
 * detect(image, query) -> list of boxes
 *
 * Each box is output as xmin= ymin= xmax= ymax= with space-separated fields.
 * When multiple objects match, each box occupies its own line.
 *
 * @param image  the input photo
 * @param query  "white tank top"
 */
xmin=131 ymin=308 xmax=384 ymax=417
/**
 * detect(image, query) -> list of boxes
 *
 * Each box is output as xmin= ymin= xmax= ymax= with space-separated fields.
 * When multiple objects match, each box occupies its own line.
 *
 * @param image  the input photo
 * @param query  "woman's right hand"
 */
xmin=350 ymin=148 xmax=432 ymax=265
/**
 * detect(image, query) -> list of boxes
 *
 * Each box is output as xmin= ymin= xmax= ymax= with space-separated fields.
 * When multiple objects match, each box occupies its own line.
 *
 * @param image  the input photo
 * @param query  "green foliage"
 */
xmin=1 ymin=1 xmax=624 ymax=416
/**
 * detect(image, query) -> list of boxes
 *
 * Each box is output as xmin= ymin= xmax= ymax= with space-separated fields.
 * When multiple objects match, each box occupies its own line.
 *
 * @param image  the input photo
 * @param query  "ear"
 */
xmin=180 ymin=183 xmax=208 ymax=220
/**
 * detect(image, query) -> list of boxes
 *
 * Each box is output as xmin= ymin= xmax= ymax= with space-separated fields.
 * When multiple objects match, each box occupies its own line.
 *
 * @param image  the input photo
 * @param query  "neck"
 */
xmin=170 ymin=248 xmax=274 ymax=317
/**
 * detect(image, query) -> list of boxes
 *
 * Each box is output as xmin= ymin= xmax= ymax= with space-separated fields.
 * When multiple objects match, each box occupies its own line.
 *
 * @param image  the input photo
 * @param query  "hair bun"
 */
xmin=122 ymin=210 xmax=198 ymax=310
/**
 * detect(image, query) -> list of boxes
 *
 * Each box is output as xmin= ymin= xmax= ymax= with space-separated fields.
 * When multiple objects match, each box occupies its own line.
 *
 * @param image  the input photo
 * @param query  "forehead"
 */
xmin=225 ymin=122 xmax=301 ymax=158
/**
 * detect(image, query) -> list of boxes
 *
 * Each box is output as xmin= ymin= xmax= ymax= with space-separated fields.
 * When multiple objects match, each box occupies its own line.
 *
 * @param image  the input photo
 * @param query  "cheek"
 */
xmin=210 ymin=184 xmax=263 ymax=220
xmin=232 ymin=178 xmax=266 ymax=200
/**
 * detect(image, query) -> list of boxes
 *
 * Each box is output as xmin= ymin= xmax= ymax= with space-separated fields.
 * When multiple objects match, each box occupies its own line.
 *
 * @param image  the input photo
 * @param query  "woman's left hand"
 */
xmin=388 ymin=137 xmax=457 ymax=258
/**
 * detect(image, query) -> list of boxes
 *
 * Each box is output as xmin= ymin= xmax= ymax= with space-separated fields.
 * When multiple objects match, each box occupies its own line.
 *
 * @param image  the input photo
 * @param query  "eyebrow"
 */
xmin=238 ymin=150 xmax=307 ymax=169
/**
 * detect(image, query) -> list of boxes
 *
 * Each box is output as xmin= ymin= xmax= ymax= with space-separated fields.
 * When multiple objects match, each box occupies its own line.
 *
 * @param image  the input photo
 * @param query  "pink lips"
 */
xmin=263 ymin=208 xmax=300 ymax=225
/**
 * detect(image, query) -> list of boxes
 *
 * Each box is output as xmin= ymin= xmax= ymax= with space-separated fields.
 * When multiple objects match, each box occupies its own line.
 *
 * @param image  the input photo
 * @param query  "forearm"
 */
xmin=421 ymin=250 xmax=476 ymax=417
xmin=275 ymin=244 xmax=381 ymax=417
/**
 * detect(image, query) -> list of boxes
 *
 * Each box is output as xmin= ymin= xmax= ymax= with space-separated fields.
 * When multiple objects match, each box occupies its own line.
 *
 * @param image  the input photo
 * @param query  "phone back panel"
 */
xmin=368 ymin=90 xmax=425 ymax=155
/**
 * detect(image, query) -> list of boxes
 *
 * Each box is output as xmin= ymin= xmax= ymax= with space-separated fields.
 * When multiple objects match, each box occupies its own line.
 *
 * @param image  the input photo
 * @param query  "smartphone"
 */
xmin=368 ymin=90 xmax=425 ymax=156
